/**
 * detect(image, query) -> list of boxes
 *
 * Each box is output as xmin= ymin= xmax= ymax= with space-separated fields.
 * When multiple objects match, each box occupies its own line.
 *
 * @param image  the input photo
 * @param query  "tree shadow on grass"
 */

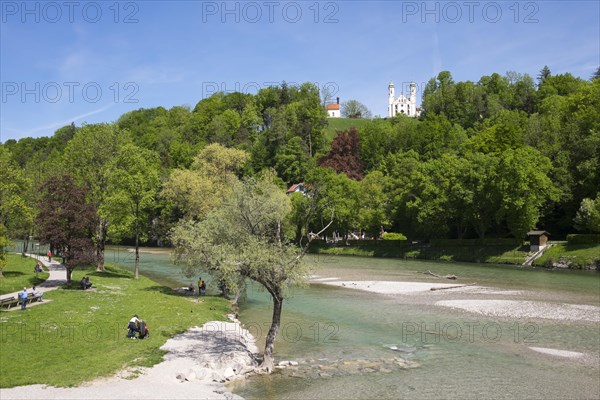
xmin=91 ymin=269 xmax=133 ymax=279
xmin=142 ymin=285 xmax=202 ymax=299
xmin=1 ymin=271 xmax=26 ymax=278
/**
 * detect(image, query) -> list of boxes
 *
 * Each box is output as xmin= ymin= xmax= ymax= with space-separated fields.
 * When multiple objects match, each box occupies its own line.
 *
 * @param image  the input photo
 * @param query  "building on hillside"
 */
xmin=326 ymin=97 xmax=341 ymax=118
xmin=388 ymin=81 xmax=421 ymax=118
xmin=527 ymin=230 xmax=550 ymax=252
xmin=286 ymin=183 xmax=307 ymax=196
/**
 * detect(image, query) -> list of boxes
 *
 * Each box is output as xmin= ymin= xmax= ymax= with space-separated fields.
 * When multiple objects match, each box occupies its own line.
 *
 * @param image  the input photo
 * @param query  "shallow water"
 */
xmin=105 ymin=247 xmax=600 ymax=399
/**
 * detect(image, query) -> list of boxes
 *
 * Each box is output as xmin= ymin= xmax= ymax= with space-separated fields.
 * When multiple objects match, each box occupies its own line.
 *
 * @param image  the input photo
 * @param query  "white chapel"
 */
xmin=388 ymin=81 xmax=420 ymax=118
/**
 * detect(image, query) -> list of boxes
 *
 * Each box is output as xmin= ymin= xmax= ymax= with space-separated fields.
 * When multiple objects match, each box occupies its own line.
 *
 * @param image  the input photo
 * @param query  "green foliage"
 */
xmin=162 ymin=144 xmax=250 ymax=221
xmin=0 ymin=147 xmax=35 ymax=240
xmin=306 ymin=167 xmax=361 ymax=237
xmin=171 ymin=174 xmax=313 ymax=369
xmin=358 ymin=171 xmax=391 ymax=236
xmin=104 ymin=143 xmax=161 ymax=272
xmin=566 ymin=234 xmax=600 ymax=245
xmin=6 ymin=75 xmax=599 ymax=247
xmin=381 ymin=232 xmax=407 ymax=240
xmin=0 ymin=224 xmax=12 ymax=275
xmin=574 ymin=195 xmax=600 ymax=233
xmin=171 ymin=175 xmax=305 ymax=296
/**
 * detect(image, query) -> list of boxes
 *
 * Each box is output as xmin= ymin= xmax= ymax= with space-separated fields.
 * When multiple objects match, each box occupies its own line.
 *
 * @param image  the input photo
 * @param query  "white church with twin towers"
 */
xmin=388 ymin=81 xmax=421 ymax=118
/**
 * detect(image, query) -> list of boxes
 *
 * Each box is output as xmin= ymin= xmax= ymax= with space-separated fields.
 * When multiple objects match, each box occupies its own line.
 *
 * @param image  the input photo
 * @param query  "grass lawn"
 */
xmin=0 ymin=261 xmax=231 ymax=388
xmin=533 ymin=243 xmax=600 ymax=269
xmin=0 ymin=253 xmax=49 ymax=295
xmin=324 ymin=118 xmax=371 ymax=141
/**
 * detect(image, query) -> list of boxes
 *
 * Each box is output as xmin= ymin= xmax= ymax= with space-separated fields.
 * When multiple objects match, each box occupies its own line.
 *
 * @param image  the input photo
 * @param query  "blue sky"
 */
xmin=1 ymin=0 xmax=599 ymax=142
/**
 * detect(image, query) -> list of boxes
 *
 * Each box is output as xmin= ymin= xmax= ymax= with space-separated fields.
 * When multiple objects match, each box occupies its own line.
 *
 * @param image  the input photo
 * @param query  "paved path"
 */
xmin=0 ymin=254 xmax=67 ymax=302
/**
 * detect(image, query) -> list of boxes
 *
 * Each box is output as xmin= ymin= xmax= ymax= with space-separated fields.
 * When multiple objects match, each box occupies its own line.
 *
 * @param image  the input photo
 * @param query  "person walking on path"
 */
xmin=47 ymin=250 xmax=52 ymax=263
xmin=19 ymin=287 xmax=29 ymax=310
xmin=34 ymin=261 xmax=42 ymax=278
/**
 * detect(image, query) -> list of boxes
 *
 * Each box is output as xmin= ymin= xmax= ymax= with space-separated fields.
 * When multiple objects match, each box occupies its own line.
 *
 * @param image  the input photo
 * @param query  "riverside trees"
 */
xmin=1 ymin=74 xmax=597 ymax=246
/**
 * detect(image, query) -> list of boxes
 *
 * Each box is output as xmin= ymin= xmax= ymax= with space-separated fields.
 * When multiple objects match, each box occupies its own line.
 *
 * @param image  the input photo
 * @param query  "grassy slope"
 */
xmin=0 ymin=253 xmax=49 ymax=295
xmin=0 ymin=261 xmax=230 ymax=388
xmin=533 ymin=243 xmax=600 ymax=269
xmin=324 ymin=118 xmax=370 ymax=141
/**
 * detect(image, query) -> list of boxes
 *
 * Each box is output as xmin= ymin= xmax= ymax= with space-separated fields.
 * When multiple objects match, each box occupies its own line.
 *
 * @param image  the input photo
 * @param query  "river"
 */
xmin=104 ymin=247 xmax=600 ymax=399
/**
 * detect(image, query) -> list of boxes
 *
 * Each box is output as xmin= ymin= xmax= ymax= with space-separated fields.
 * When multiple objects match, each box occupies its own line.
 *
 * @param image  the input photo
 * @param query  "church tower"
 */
xmin=409 ymin=82 xmax=417 ymax=111
xmin=388 ymin=81 xmax=395 ymax=118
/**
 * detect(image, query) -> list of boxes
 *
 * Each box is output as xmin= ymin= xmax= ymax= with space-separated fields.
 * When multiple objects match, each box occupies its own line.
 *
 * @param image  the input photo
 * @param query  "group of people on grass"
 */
xmin=23 ymin=257 xmax=153 ymax=344
xmin=79 ymin=276 xmax=93 ymax=290
xmin=127 ymin=314 xmax=150 ymax=339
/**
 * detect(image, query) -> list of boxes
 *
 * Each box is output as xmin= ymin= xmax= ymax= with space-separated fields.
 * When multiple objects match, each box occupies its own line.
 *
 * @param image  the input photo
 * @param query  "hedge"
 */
xmin=566 ymin=234 xmax=600 ymax=245
xmin=430 ymin=238 xmax=522 ymax=246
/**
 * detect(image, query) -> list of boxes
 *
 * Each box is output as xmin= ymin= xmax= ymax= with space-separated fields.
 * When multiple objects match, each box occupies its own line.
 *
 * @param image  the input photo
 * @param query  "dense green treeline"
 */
xmin=1 ymin=70 xmax=599 ymax=263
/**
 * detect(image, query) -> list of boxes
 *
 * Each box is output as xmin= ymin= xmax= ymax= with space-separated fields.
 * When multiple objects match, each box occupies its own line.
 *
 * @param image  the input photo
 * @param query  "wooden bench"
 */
xmin=0 ymin=296 xmax=19 ymax=310
xmin=0 ymin=294 xmax=43 ymax=310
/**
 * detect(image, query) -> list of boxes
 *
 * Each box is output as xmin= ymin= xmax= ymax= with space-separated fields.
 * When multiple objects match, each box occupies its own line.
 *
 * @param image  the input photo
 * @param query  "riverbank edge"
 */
xmin=307 ymin=241 xmax=600 ymax=270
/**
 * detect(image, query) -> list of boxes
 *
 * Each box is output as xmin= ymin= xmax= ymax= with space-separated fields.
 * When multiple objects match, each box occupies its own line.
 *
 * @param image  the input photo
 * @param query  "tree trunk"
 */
xmin=96 ymin=219 xmax=107 ymax=271
xmin=261 ymin=294 xmax=283 ymax=372
xmin=66 ymin=266 xmax=72 ymax=283
xmin=22 ymin=236 xmax=29 ymax=256
xmin=134 ymin=207 xmax=140 ymax=280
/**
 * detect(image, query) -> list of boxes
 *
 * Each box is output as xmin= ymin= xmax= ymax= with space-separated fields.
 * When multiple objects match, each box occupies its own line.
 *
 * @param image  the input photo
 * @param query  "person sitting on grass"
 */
xmin=127 ymin=315 xmax=140 ymax=339
xmin=32 ymin=286 xmax=44 ymax=302
xmin=138 ymin=319 xmax=150 ymax=339
xmin=80 ymin=277 xmax=93 ymax=290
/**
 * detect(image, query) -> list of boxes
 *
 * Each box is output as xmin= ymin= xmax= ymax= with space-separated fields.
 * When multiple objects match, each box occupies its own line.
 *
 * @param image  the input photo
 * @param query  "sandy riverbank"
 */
xmin=0 ymin=317 xmax=258 ymax=400
xmin=311 ymin=276 xmax=600 ymax=322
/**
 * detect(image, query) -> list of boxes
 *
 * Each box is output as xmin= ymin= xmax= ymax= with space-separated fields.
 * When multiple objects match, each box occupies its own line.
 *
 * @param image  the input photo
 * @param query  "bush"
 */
xmin=566 ymin=234 xmax=600 ymax=245
xmin=382 ymin=232 xmax=407 ymax=241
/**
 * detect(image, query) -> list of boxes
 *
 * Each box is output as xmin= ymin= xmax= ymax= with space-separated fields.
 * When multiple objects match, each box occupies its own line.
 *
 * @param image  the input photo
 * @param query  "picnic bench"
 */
xmin=0 ymin=293 xmax=43 ymax=310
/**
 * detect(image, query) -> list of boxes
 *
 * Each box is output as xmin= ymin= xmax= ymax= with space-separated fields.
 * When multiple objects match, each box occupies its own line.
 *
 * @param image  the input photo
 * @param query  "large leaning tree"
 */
xmin=171 ymin=175 xmax=325 ymax=372
xmin=36 ymin=174 xmax=97 ymax=283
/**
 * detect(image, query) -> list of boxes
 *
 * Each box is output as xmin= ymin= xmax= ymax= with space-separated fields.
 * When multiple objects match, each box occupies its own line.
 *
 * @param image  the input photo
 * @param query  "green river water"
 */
xmin=104 ymin=247 xmax=600 ymax=399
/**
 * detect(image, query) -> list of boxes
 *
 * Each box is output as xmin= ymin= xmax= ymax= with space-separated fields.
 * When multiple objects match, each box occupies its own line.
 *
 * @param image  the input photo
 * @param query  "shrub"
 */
xmin=382 ymin=232 xmax=407 ymax=241
xmin=566 ymin=234 xmax=600 ymax=245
